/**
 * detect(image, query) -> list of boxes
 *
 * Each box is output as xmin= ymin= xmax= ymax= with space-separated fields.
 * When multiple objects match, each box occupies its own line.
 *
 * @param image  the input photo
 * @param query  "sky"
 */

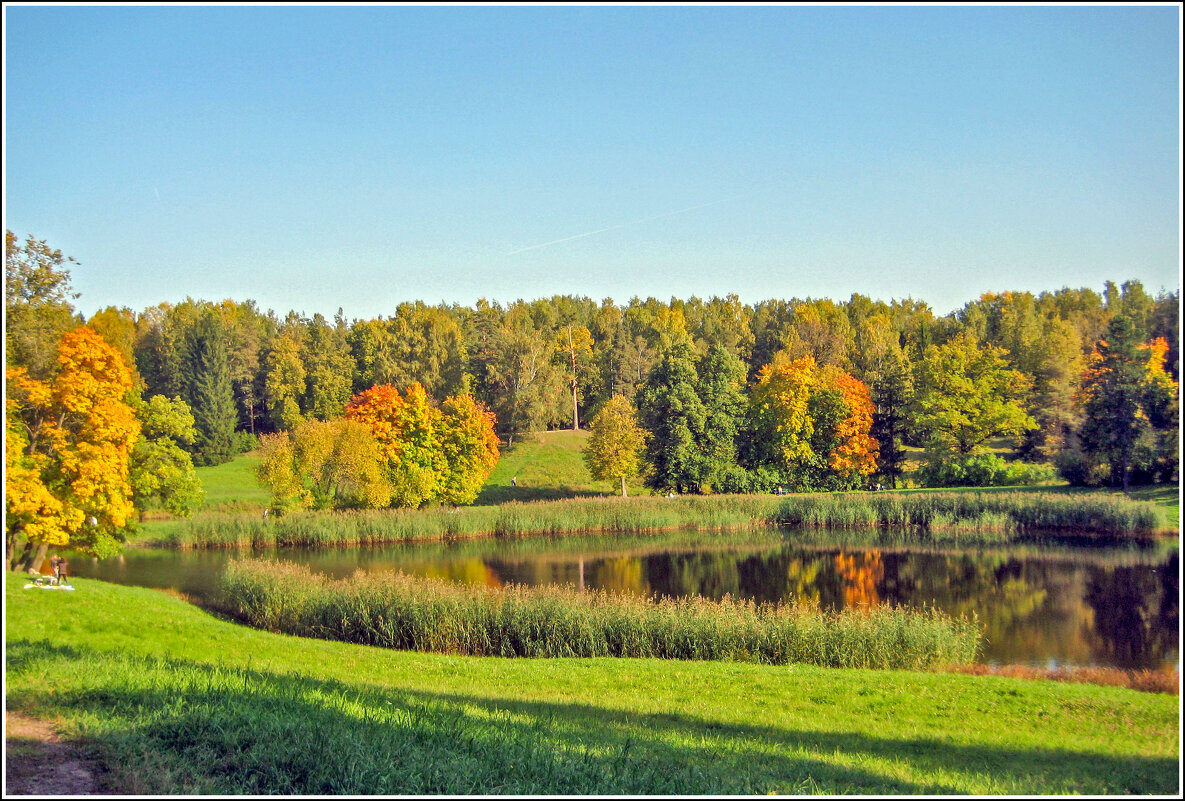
xmin=3 ymin=4 xmax=1181 ymax=322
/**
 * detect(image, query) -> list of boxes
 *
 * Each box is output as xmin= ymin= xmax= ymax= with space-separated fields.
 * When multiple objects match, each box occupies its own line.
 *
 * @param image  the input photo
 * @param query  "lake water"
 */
xmin=67 ymin=528 xmax=1179 ymax=670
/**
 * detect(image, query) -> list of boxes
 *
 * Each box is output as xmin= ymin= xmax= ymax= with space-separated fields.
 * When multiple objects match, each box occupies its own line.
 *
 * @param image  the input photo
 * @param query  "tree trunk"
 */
xmin=620 ymin=475 xmax=627 ymax=497
xmin=20 ymin=541 xmax=49 ymax=574
xmin=1122 ymin=454 xmax=1130 ymax=494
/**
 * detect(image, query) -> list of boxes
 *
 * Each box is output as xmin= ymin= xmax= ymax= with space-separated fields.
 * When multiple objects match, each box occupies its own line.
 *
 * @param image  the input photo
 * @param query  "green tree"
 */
xmin=300 ymin=313 xmax=354 ymax=420
xmin=5 ymin=230 xmax=81 ymax=379
xmin=130 ymin=395 xmax=205 ymax=518
xmin=636 ymin=341 xmax=707 ymax=494
xmin=911 ymin=331 xmax=1036 ymax=456
xmin=182 ymin=311 xmax=238 ymax=466
xmin=697 ymin=344 xmax=748 ymax=490
xmin=583 ymin=394 xmax=647 ymax=497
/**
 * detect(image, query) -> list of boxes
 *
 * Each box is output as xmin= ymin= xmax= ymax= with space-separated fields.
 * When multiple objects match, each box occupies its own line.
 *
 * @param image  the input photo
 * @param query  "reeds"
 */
xmin=166 ymin=490 xmax=1163 ymax=551
xmin=219 ymin=559 xmax=981 ymax=670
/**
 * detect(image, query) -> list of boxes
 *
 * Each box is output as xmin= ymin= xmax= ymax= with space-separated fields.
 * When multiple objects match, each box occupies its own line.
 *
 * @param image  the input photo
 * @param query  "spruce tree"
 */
xmin=183 ymin=311 xmax=238 ymax=466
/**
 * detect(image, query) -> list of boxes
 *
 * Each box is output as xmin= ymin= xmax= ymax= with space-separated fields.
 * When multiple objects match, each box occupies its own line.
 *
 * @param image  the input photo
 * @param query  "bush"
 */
xmin=918 ymin=453 xmax=1056 ymax=488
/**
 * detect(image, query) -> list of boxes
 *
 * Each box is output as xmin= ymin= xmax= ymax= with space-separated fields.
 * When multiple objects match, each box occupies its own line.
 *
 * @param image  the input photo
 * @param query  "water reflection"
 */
xmin=69 ymin=530 xmax=1178 ymax=670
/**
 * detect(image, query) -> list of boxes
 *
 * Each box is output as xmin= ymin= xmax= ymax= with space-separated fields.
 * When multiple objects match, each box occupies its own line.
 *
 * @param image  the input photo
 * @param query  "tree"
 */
xmin=437 ymin=394 xmax=501 ymax=505
xmin=911 ymin=332 xmax=1036 ymax=456
xmin=182 ymin=311 xmax=238 ymax=465
xmin=130 ymin=395 xmax=205 ymax=518
xmin=745 ymin=356 xmax=816 ymax=485
xmin=1079 ymin=316 xmax=1179 ymax=491
xmin=300 ymin=313 xmax=354 ymax=420
xmin=6 ymin=327 xmax=139 ymax=570
xmin=697 ymin=344 xmax=748 ymax=490
xmin=5 ymin=230 xmax=81 ymax=379
xmin=345 ymin=382 xmax=444 ymax=508
xmin=636 ymin=341 xmax=708 ymax=493
xmin=583 ymin=394 xmax=647 ymax=496
xmin=557 ymin=324 xmax=594 ymax=430
xmin=263 ymin=333 xmax=306 ymax=431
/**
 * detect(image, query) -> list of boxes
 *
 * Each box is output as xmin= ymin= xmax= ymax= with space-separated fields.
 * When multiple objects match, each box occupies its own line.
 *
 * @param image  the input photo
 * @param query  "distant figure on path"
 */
xmin=263 ymin=508 xmax=270 ymax=520
xmin=50 ymin=555 xmax=63 ymax=585
xmin=511 ymin=476 xmax=517 ymax=487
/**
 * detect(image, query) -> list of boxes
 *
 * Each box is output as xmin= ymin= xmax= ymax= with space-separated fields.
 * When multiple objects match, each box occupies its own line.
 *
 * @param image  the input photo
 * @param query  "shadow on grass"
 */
xmin=6 ymin=639 xmax=1178 ymax=795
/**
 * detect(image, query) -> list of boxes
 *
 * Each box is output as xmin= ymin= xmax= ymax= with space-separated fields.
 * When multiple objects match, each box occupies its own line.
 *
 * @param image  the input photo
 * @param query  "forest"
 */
xmin=5 ymin=230 xmax=1180 ymax=566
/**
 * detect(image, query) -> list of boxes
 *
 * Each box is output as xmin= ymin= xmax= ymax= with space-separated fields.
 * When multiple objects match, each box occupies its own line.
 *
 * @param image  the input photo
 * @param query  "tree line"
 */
xmin=6 ymin=230 xmax=1179 ymax=564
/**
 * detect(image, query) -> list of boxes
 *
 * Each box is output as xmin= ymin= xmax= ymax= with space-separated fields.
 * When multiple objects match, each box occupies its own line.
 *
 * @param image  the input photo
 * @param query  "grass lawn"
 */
xmin=5 ymin=573 xmax=1178 ymax=795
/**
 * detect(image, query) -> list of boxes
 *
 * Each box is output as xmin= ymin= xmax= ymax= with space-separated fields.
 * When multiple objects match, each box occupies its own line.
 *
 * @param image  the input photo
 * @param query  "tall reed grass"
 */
xmin=219 ymin=559 xmax=981 ymax=670
xmin=166 ymin=491 xmax=1163 ymax=551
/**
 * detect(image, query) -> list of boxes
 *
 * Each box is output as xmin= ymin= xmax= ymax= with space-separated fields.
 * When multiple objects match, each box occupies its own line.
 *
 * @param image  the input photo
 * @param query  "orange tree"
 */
xmin=745 ymin=355 xmax=878 ymax=491
xmin=6 ymin=326 xmax=139 ymax=570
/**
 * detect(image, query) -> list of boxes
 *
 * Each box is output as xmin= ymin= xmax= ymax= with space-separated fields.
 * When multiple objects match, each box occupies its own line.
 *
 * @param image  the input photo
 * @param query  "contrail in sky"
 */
xmin=504 ymin=197 xmax=735 ymax=256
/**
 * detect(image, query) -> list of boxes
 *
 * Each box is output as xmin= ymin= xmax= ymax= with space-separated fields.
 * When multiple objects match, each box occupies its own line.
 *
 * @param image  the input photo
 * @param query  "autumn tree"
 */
xmin=6 ymin=327 xmax=139 ymax=570
xmin=557 ymin=323 xmax=594 ymax=430
xmin=1078 ymin=315 xmax=1179 ymax=491
xmin=437 ymin=394 xmax=500 ymax=505
xmin=583 ymin=394 xmax=647 ymax=496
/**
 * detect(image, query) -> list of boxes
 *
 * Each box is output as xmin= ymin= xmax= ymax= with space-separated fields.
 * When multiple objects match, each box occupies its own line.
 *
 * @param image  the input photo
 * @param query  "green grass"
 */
xmin=6 ymin=573 xmax=1178 ymax=795
xmin=477 ymin=429 xmax=648 ymax=504
xmin=219 ymin=559 xmax=980 ymax=669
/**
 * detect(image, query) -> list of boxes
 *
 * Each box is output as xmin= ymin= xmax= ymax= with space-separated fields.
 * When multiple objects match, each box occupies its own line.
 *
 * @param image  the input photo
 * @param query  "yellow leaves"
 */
xmin=5 ymin=326 xmax=139 ymax=551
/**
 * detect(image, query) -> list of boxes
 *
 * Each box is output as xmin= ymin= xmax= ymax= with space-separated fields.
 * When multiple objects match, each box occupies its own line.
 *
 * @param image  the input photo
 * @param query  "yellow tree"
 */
xmin=345 ymin=382 xmax=446 ymax=508
xmin=583 ymin=394 xmax=647 ymax=496
xmin=437 ymin=394 xmax=500 ymax=505
xmin=6 ymin=326 xmax=139 ymax=570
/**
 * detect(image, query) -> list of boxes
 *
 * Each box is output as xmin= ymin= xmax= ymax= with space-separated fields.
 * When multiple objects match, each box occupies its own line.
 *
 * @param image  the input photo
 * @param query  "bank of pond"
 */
xmin=156 ymin=490 xmax=1167 ymax=551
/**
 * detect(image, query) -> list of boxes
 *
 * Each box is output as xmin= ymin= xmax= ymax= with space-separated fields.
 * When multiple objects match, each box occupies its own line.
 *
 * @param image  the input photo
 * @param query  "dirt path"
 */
xmin=5 ymin=710 xmax=101 ymax=795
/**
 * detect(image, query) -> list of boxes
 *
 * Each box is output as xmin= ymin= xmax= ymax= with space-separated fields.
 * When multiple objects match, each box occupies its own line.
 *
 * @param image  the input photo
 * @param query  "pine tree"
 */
xmin=183 ymin=312 xmax=237 ymax=466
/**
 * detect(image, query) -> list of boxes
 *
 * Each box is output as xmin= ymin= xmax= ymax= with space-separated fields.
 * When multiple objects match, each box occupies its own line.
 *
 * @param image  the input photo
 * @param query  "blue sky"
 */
xmin=4 ymin=4 xmax=1180 ymax=321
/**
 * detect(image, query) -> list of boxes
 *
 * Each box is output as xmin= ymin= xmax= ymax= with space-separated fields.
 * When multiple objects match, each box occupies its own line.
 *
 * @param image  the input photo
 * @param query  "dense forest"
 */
xmin=5 ymin=230 xmax=1180 ymax=565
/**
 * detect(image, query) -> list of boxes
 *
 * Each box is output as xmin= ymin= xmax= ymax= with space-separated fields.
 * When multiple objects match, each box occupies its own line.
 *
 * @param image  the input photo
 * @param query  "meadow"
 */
xmin=6 ymin=573 xmax=1179 ymax=795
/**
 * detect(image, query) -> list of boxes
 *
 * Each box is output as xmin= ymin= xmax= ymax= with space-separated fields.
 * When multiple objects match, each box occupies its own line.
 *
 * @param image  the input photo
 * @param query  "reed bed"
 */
xmin=219 ymin=559 xmax=981 ymax=670
xmin=164 ymin=490 xmax=1164 ymax=551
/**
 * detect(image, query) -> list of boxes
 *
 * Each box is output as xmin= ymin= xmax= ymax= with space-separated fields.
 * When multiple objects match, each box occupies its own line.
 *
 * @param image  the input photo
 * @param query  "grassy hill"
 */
xmin=6 ymin=572 xmax=1178 ymax=795
xmin=475 ymin=429 xmax=648 ymax=505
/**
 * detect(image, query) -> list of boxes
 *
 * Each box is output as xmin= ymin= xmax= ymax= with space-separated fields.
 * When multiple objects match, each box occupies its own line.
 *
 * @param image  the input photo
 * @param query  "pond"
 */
xmin=66 ymin=528 xmax=1179 ymax=671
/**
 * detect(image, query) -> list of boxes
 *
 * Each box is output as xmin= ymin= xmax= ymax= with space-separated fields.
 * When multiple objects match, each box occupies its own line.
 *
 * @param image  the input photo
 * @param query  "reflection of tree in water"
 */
xmin=1084 ymin=551 xmax=1178 ymax=670
xmin=642 ymin=552 xmax=740 ymax=600
xmin=420 ymin=558 xmax=504 ymax=588
xmin=833 ymin=551 xmax=883 ymax=610
xmin=593 ymin=557 xmax=647 ymax=596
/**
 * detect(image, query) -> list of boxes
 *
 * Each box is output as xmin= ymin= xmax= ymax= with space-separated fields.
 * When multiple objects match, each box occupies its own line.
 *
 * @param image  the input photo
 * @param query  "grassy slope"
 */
xmin=476 ymin=429 xmax=648 ymax=505
xmin=6 ymin=573 xmax=1178 ymax=795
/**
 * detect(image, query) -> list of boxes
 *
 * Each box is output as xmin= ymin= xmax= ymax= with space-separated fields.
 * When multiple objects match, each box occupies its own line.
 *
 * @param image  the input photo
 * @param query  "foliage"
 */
xmin=917 ymin=453 xmax=1058 ymax=488
xmin=130 ymin=395 xmax=205 ymax=518
xmin=582 ymin=395 xmax=647 ymax=496
xmin=636 ymin=341 xmax=708 ymax=493
xmin=911 ymin=331 xmax=1037 ymax=455
xmin=6 ymin=327 xmax=139 ymax=564
xmin=4 ymin=230 xmax=81 ymax=379
xmin=436 ymin=394 xmax=501 ymax=505
xmin=1078 ymin=316 xmax=1179 ymax=490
